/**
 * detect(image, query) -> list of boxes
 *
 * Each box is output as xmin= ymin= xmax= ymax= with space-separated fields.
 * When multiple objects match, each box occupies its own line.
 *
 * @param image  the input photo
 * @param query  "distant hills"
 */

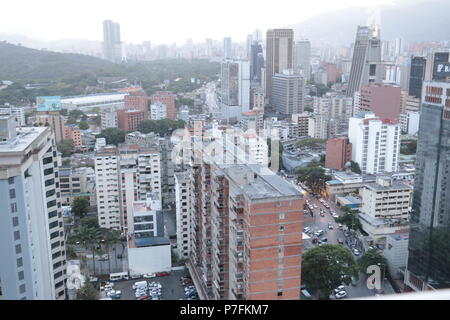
xmin=290 ymin=0 xmax=450 ymax=45
xmin=0 ymin=41 xmax=122 ymax=82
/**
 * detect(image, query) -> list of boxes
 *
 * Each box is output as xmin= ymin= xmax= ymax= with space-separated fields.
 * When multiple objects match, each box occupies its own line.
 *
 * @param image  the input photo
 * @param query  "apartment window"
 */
xmin=14 ymin=231 xmax=20 ymax=241
xmin=11 ymin=203 xmax=17 ymax=213
xmin=9 ymin=189 xmax=16 ymax=199
xmin=12 ymin=217 xmax=19 ymax=227
xmin=17 ymin=258 xmax=23 ymax=268
xmin=277 ymin=290 xmax=283 ymax=297
xmin=19 ymin=284 xmax=26 ymax=294
xmin=18 ymin=271 xmax=24 ymax=281
xmin=15 ymin=244 xmax=22 ymax=254
xmin=48 ymin=210 xmax=58 ymax=219
xmin=279 ymin=225 xmax=285 ymax=232
xmin=279 ymin=212 xmax=285 ymax=219
xmin=8 ymin=177 xmax=14 ymax=185
xmin=49 ymin=221 xmax=58 ymax=229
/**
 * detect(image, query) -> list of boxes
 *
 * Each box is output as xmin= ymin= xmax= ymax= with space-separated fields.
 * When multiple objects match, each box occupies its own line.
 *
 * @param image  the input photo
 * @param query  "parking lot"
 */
xmin=104 ymin=269 xmax=193 ymax=300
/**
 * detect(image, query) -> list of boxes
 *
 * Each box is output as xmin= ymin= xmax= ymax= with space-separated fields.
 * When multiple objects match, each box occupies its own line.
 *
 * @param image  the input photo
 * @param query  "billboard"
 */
xmin=433 ymin=62 xmax=450 ymax=78
xmin=36 ymin=96 xmax=61 ymax=112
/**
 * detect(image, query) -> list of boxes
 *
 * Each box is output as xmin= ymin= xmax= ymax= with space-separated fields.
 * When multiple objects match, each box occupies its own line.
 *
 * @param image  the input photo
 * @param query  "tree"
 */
xmin=57 ymin=139 xmax=74 ymax=157
xmin=92 ymin=115 xmax=101 ymax=126
xmin=138 ymin=119 xmax=185 ymax=135
xmin=302 ymin=244 xmax=358 ymax=298
xmin=76 ymin=282 xmax=99 ymax=300
xmin=69 ymin=109 xmax=84 ymax=119
xmin=78 ymin=121 xmax=89 ymax=130
xmin=72 ymin=197 xmax=90 ymax=218
xmin=358 ymin=248 xmax=388 ymax=275
xmin=267 ymin=138 xmax=284 ymax=171
xmin=401 ymin=140 xmax=417 ymax=155
xmin=67 ymin=117 xmax=77 ymax=125
xmin=62 ymin=159 xmax=71 ymax=166
xmin=69 ymin=225 xmax=103 ymax=276
xmin=97 ymin=128 xmax=125 ymax=146
xmin=336 ymin=207 xmax=363 ymax=232
xmin=350 ymin=160 xmax=361 ymax=174
xmin=296 ymin=163 xmax=331 ymax=194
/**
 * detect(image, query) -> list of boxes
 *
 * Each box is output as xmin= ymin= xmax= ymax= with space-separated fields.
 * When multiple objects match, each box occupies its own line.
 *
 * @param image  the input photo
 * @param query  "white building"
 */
xmin=360 ymin=176 xmax=412 ymax=221
xmin=174 ymin=172 xmax=192 ymax=259
xmin=61 ymin=93 xmax=127 ymax=112
xmin=150 ymin=101 xmax=167 ymax=120
xmin=383 ymin=233 xmax=409 ymax=279
xmin=0 ymin=106 xmax=26 ymax=126
xmin=95 ymin=146 xmax=121 ymax=230
xmin=100 ymin=106 xmax=118 ymax=129
xmin=348 ymin=112 xmax=400 ymax=174
xmin=127 ymin=201 xmax=171 ymax=274
xmin=0 ymin=118 xmax=66 ymax=300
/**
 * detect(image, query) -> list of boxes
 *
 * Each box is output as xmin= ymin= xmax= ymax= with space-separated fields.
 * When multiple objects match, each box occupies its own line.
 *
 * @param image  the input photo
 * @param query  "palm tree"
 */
xmin=70 ymin=225 xmax=102 ymax=276
xmin=103 ymin=229 xmax=123 ymax=274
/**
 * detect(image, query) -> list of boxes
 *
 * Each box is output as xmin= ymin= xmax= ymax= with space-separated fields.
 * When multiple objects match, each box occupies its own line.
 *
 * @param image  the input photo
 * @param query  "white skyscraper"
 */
xmin=0 ymin=117 xmax=66 ymax=300
xmin=348 ymin=112 xmax=400 ymax=174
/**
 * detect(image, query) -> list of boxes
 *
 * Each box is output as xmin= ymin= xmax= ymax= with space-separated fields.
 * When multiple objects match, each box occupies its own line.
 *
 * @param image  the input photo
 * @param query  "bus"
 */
xmin=109 ymin=272 xmax=129 ymax=282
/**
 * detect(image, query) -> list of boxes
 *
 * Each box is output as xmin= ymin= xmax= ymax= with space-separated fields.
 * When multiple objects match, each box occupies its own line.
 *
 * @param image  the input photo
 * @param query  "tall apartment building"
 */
xmin=150 ymin=102 xmax=167 ymax=120
xmin=103 ymin=20 xmax=122 ymax=63
xmin=291 ymin=113 xmax=313 ymax=137
xmin=0 ymin=118 xmax=66 ymax=299
xmin=348 ymin=112 xmax=400 ymax=174
xmin=250 ymin=42 xmax=264 ymax=86
xmin=325 ymin=137 xmax=352 ymax=170
xmin=151 ymin=91 xmax=176 ymax=120
xmin=117 ymin=109 xmax=146 ymax=131
xmin=251 ymin=87 xmax=265 ymax=111
xmin=174 ymin=172 xmax=192 ymax=259
xmin=265 ymin=29 xmax=294 ymax=104
xmin=357 ymin=84 xmax=402 ymax=121
xmin=409 ymin=56 xmax=427 ymax=99
xmin=95 ymin=146 xmax=121 ymax=230
xmin=240 ymin=110 xmax=264 ymax=134
xmin=64 ymin=124 xmax=82 ymax=148
xmin=187 ymin=163 xmax=304 ymax=300
xmin=223 ymin=37 xmax=232 ymax=59
xmin=118 ymin=144 xmax=161 ymax=233
xmin=405 ymin=80 xmax=450 ymax=291
xmin=100 ymin=106 xmax=119 ymax=129
xmin=346 ymin=25 xmax=383 ymax=97
xmin=0 ymin=106 xmax=25 ymax=126
xmin=125 ymin=132 xmax=174 ymax=207
xmin=59 ymin=166 xmax=96 ymax=207
xmin=220 ymin=59 xmax=251 ymax=112
xmin=124 ymin=91 xmax=149 ymax=120
xmin=293 ymin=40 xmax=311 ymax=81
xmin=271 ymin=71 xmax=305 ymax=116
xmin=35 ymin=112 xmax=65 ymax=143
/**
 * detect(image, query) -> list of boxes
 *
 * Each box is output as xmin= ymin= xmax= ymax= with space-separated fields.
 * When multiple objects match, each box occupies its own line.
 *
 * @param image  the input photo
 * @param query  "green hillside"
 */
xmin=0 ymin=41 xmax=219 ymax=105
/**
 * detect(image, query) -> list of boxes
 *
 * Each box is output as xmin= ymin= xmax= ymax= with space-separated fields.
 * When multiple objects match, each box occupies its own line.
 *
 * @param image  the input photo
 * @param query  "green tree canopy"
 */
xmin=78 ymin=121 xmax=89 ymax=130
xmin=350 ymin=160 xmax=361 ymax=174
xmin=72 ymin=197 xmax=90 ymax=218
xmin=76 ymin=282 xmax=99 ymax=300
xmin=302 ymin=244 xmax=358 ymax=298
xmin=97 ymin=128 xmax=125 ymax=146
xmin=69 ymin=109 xmax=84 ymax=119
xmin=138 ymin=119 xmax=185 ymax=136
xmin=335 ymin=208 xmax=363 ymax=232
xmin=296 ymin=163 xmax=331 ymax=194
xmin=358 ymin=248 xmax=388 ymax=275
xmin=57 ymin=139 xmax=73 ymax=157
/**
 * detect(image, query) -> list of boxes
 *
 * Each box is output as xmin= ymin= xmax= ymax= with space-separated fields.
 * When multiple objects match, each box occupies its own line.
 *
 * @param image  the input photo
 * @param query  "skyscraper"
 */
xmin=271 ymin=70 xmax=305 ymax=115
xmin=0 ymin=118 xmax=66 ymax=299
xmin=409 ymin=56 xmax=427 ymax=99
xmin=250 ymin=42 xmax=264 ymax=86
xmin=346 ymin=26 xmax=383 ymax=98
xmin=265 ymin=29 xmax=294 ymax=105
xmin=103 ymin=20 xmax=122 ymax=63
xmin=223 ymin=37 xmax=232 ymax=59
xmin=405 ymin=80 xmax=450 ymax=291
xmin=220 ymin=59 xmax=250 ymax=112
xmin=293 ymin=40 xmax=311 ymax=81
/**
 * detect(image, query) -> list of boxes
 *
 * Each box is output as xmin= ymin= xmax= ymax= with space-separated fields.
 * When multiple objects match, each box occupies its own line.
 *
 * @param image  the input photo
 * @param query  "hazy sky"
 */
xmin=0 ymin=0 xmax=401 ymax=44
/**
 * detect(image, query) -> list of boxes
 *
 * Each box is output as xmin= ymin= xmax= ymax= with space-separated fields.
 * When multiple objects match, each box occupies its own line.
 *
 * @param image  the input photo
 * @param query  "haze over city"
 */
xmin=0 ymin=0 xmax=404 ymax=44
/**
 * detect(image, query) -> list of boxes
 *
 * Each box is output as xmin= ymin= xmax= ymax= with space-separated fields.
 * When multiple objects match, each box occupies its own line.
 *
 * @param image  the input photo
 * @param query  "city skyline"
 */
xmin=0 ymin=0 xmax=400 ymax=45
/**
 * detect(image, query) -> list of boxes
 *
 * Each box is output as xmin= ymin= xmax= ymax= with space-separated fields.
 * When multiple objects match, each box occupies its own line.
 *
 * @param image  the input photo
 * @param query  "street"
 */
xmin=303 ymin=193 xmax=396 ymax=299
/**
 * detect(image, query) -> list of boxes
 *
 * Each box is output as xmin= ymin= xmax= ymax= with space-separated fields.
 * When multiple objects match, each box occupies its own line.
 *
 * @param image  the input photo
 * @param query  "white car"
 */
xmin=335 ymin=291 xmax=347 ymax=299
xmin=353 ymin=249 xmax=360 ymax=256
xmin=143 ymin=273 xmax=156 ymax=278
xmin=334 ymin=285 xmax=346 ymax=293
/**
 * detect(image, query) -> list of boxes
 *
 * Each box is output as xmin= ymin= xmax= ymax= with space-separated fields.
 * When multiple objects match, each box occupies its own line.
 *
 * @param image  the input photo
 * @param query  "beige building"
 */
xmin=35 ymin=112 xmax=66 ymax=143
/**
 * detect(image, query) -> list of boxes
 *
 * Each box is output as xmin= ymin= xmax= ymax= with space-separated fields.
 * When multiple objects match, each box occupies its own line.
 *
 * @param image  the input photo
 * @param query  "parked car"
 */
xmin=334 ymin=285 xmax=345 ymax=293
xmin=335 ymin=291 xmax=347 ymax=299
xmin=156 ymin=271 xmax=170 ymax=277
xmin=143 ymin=273 xmax=156 ymax=278
xmin=338 ymin=238 xmax=344 ymax=244
xmin=328 ymin=223 xmax=333 ymax=230
xmin=130 ymin=273 xmax=142 ymax=279
xmin=353 ymin=249 xmax=360 ymax=256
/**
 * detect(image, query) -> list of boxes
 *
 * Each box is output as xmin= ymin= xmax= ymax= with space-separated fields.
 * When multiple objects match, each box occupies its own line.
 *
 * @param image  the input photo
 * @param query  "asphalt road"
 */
xmin=303 ymin=194 xmax=396 ymax=299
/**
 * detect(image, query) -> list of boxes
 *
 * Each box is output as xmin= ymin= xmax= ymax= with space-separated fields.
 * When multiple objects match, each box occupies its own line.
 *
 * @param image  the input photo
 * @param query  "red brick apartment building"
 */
xmin=151 ymin=91 xmax=176 ymax=120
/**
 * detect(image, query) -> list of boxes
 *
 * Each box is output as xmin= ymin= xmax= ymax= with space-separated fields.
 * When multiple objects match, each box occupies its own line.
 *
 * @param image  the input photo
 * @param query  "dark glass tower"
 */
xmin=408 ymin=56 xmax=426 ymax=99
xmin=406 ymin=81 xmax=450 ymax=291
